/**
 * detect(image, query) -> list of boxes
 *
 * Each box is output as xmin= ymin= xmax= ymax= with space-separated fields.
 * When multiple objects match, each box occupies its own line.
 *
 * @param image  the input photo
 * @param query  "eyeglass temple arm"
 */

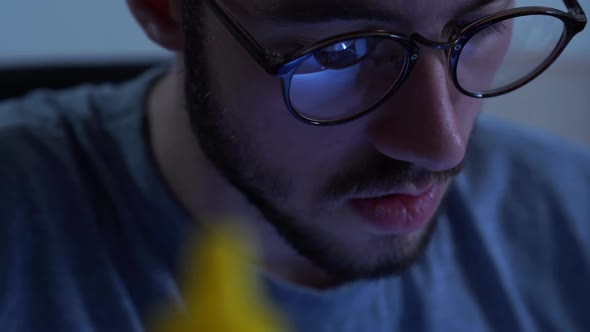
xmin=204 ymin=0 xmax=585 ymax=70
xmin=204 ymin=0 xmax=283 ymax=73
xmin=563 ymin=0 xmax=587 ymax=20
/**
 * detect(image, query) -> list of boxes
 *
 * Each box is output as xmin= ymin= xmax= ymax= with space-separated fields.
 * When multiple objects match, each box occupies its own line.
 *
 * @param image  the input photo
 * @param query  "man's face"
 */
xmin=181 ymin=0 xmax=504 ymax=281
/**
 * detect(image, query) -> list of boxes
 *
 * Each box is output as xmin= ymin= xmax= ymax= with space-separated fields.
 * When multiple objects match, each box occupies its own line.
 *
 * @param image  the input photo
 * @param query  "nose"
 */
xmin=367 ymin=51 xmax=467 ymax=172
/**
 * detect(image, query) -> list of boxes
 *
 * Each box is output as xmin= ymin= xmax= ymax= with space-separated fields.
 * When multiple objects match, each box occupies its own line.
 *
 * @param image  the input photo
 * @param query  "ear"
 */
xmin=127 ymin=0 xmax=183 ymax=51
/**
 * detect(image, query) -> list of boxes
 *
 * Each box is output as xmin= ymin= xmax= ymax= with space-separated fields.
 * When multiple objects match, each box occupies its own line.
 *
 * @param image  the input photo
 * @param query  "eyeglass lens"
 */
xmin=457 ymin=14 xmax=566 ymax=95
xmin=288 ymin=37 xmax=408 ymax=122
xmin=288 ymin=14 xmax=566 ymax=121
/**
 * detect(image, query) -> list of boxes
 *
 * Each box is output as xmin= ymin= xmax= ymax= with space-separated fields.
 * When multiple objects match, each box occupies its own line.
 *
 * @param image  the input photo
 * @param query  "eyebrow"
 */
xmin=250 ymin=0 xmax=504 ymax=24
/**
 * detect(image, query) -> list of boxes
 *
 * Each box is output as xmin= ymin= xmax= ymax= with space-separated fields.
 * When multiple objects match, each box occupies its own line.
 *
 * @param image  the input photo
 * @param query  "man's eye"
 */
xmin=323 ymin=40 xmax=356 ymax=52
xmin=310 ymin=39 xmax=373 ymax=70
xmin=477 ymin=21 xmax=510 ymax=36
xmin=294 ymin=38 xmax=404 ymax=75
xmin=313 ymin=42 xmax=360 ymax=69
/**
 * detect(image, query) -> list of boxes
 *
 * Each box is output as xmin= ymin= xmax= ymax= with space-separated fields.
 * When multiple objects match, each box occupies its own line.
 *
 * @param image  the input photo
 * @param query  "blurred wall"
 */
xmin=0 ymin=0 xmax=588 ymax=146
xmin=0 ymin=1 xmax=170 ymax=66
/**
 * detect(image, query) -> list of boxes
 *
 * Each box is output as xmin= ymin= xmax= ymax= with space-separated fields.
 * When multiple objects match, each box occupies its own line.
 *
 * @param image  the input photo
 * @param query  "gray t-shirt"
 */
xmin=1 ymin=66 xmax=589 ymax=332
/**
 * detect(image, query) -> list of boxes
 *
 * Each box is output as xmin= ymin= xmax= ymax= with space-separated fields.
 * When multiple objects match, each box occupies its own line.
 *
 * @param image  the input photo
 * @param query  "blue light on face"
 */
xmin=289 ymin=37 xmax=408 ymax=121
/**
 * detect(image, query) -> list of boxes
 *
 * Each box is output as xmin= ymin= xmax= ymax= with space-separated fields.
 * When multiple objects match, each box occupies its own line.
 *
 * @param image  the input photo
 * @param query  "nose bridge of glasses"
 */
xmin=410 ymin=33 xmax=457 ymax=51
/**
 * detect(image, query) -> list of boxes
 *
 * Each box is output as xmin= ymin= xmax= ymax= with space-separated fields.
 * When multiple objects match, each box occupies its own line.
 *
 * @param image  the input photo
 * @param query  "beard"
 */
xmin=180 ymin=1 xmax=463 ymax=283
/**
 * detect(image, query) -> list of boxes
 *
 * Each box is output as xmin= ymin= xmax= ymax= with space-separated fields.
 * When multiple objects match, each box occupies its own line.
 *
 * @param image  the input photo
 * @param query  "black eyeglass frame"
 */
xmin=204 ymin=0 xmax=587 ymax=126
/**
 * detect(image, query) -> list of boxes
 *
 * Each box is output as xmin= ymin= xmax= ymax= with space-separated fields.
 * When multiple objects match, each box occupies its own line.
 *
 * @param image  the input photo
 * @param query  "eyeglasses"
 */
xmin=203 ymin=0 xmax=587 ymax=126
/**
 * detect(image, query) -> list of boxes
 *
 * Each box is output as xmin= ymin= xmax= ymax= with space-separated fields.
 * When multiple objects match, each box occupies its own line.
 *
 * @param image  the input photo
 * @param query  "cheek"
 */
xmin=202 ymin=13 xmax=361 ymax=193
xmin=203 ymin=16 xmax=284 ymax=116
xmin=203 ymin=13 xmax=296 ymax=145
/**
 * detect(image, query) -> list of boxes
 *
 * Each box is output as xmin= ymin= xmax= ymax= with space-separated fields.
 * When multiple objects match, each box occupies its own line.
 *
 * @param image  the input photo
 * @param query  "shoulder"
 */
xmin=456 ymin=115 xmax=590 ymax=224
xmin=450 ymin=115 xmax=590 ymax=258
xmin=462 ymin=115 xmax=590 ymax=194
xmin=0 ymin=64 xmax=166 ymax=164
xmin=470 ymin=115 xmax=590 ymax=167
xmin=0 ymin=85 xmax=109 ymax=192
xmin=467 ymin=115 xmax=589 ymax=196
xmin=0 ymin=91 xmax=87 ymax=224
xmin=444 ymin=117 xmax=590 ymax=327
xmin=0 ymin=67 xmax=158 ymax=216
xmin=0 ymin=82 xmax=132 ymax=136
xmin=0 ymin=63 xmax=167 ymax=135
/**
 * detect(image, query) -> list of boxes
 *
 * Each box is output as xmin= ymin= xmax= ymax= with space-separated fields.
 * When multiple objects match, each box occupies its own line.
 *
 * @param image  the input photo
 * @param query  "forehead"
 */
xmin=230 ymin=0 xmax=498 ymax=23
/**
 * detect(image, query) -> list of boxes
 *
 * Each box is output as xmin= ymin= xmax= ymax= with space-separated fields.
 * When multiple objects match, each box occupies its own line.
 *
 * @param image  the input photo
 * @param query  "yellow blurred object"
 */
xmin=151 ymin=222 xmax=288 ymax=332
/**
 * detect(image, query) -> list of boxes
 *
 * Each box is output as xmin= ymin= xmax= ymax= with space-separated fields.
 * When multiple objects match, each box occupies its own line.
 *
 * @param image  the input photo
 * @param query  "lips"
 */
xmin=349 ymin=184 xmax=444 ymax=234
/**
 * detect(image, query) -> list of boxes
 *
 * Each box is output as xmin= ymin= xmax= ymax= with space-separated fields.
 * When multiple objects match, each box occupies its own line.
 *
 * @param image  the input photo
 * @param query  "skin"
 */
xmin=128 ymin=0 xmax=507 ymax=288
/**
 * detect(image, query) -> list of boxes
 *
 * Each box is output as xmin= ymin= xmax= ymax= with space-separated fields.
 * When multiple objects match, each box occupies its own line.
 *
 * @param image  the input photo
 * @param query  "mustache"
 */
xmin=323 ymin=154 xmax=466 ymax=200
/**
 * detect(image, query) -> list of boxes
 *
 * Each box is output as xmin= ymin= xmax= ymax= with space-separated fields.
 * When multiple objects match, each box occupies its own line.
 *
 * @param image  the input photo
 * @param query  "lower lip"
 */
xmin=349 ymin=185 xmax=443 ymax=234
